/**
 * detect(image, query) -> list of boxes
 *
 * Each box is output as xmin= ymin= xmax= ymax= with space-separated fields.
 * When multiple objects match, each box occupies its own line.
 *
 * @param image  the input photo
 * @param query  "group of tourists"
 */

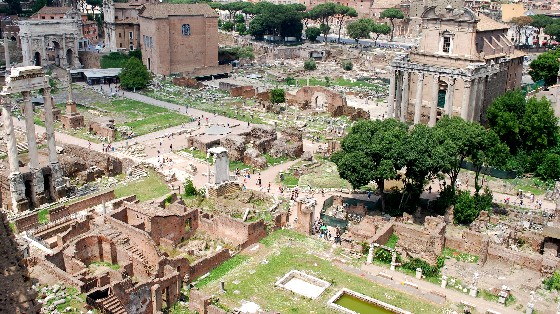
xmin=312 ymin=219 xmax=342 ymax=244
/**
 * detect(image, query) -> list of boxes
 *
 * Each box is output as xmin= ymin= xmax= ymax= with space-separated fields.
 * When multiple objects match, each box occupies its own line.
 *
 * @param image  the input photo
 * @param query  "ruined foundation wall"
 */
xmin=198 ymin=214 xmax=267 ymax=248
xmin=189 ymin=248 xmax=231 ymax=280
xmin=49 ymin=190 xmax=115 ymax=222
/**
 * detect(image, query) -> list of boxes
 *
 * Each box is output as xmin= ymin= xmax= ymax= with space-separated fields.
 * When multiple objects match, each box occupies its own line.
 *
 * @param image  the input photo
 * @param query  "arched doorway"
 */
xmin=52 ymin=41 xmax=61 ymax=66
xmin=33 ymin=52 xmax=41 ymax=66
xmin=66 ymin=49 xmax=73 ymax=67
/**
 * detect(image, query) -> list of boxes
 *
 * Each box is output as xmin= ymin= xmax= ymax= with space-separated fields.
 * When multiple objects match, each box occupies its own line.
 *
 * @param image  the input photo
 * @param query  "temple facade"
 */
xmin=387 ymin=6 xmax=524 ymax=125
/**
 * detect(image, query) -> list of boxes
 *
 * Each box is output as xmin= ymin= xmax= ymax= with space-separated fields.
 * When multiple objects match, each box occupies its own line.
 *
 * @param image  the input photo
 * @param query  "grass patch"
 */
xmin=442 ymin=247 xmax=479 ymax=263
xmin=9 ymin=222 xmax=16 ymax=233
xmin=114 ymin=169 xmax=170 ymax=201
xmin=259 ymin=229 xmax=308 ymax=247
xmin=298 ymin=161 xmax=351 ymax=189
xmin=385 ymin=234 xmax=398 ymax=248
xmin=198 ymin=230 xmax=441 ymax=313
xmin=264 ymin=154 xmax=289 ymax=166
xmin=89 ymin=261 xmax=120 ymax=270
xmin=295 ymin=77 xmax=385 ymax=91
xmin=195 ymin=254 xmax=249 ymax=288
xmin=37 ymin=208 xmax=49 ymax=224
xmin=279 ymin=171 xmax=299 ymax=186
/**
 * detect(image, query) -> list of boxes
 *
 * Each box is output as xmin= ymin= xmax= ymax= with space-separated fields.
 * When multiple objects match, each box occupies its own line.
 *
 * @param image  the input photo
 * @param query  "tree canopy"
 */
xmin=510 ymin=16 xmax=533 ymax=45
xmin=270 ymin=88 xmax=285 ymax=105
xmin=305 ymin=27 xmax=321 ymax=42
xmin=380 ymin=8 xmax=404 ymax=42
xmin=307 ymin=3 xmax=337 ymax=42
xmin=529 ymin=49 xmax=560 ymax=86
xmin=119 ymin=57 xmax=151 ymax=90
xmin=346 ymin=18 xmax=373 ymax=44
xmin=247 ymin=3 xmax=304 ymax=40
xmin=334 ymin=4 xmax=357 ymax=43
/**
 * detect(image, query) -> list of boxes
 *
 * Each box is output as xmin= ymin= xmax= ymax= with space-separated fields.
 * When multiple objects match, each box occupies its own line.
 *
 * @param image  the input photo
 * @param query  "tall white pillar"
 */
xmin=414 ymin=72 xmax=424 ymax=124
xmin=4 ymin=33 xmax=10 ymax=72
xmin=2 ymin=97 xmax=18 ymax=174
xmin=23 ymin=91 xmax=46 ymax=206
xmin=429 ymin=74 xmax=439 ymax=127
xmin=387 ymin=69 xmax=396 ymax=118
xmin=400 ymin=71 xmax=410 ymax=122
xmin=43 ymin=86 xmax=58 ymax=165
xmin=445 ymin=78 xmax=455 ymax=117
xmin=395 ymin=71 xmax=403 ymax=119
xmin=461 ymin=79 xmax=472 ymax=120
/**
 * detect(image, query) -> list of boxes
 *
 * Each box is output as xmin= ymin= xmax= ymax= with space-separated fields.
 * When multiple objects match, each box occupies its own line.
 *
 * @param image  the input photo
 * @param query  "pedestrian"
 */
xmin=367 ymin=191 xmax=372 ymax=199
xmin=88 ymin=141 xmax=91 ymax=150
xmin=170 ymin=144 xmax=173 ymax=151
xmin=102 ymin=143 xmax=105 ymax=152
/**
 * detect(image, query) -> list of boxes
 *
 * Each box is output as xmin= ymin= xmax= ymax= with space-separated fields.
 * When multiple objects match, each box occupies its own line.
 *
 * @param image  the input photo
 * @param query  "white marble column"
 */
xmin=2 ymin=97 xmax=18 ymax=174
xmin=395 ymin=71 xmax=403 ymax=119
xmin=400 ymin=71 xmax=410 ymax=122
xmin=4 ymin=33 xmax=10 ymax=72
xmin=461 ymin=79 xmax=472 ymax=120
xmin=43 ymin=86 xmax=58 ymax=165
xmin=414 ymin=72 xmax=424 ymax=124
xmin=21 ymin=35 xmax=31 ymax=66
xmin=429 ymin=74 xmax=439 ymax=127
xmin=23 ymin=91 xmax=45 ymax=206
xmin=387 ymin=69 xmax=396 ymax=118
xmin=445 ymin=78 xmax=455 ymax=117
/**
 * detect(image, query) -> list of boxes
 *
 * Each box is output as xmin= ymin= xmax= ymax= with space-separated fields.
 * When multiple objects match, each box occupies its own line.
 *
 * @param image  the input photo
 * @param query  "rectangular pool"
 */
xmin=328 ymin=289 xmax=411 ymax=314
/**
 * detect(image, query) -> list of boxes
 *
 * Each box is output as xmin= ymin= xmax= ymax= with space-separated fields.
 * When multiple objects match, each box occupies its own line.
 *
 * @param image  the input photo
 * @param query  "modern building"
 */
xmin=388 ymin=5 xmax=524 ymax=126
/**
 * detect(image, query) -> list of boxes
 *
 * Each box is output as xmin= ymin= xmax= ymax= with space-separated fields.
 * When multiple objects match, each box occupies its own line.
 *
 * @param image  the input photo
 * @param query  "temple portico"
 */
xmin=2 ymin=66 xmax=66 ymax=212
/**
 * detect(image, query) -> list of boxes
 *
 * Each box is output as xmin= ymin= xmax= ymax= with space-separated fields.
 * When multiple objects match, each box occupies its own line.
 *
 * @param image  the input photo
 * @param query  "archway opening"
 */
xmin=33 ymin=52 xmax=41 ymax=66
xmin=66 ymin=49 xmax=73 ymax=67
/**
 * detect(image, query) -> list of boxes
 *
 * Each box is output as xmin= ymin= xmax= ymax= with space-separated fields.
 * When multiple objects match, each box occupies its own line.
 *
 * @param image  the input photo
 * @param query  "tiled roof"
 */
xmin=36 ymin=6 xmax=72 ymax=14
xmin=477 ymin=14 xmax=509 ymax=31
xmin=139 ymin=3 xmax=218 ymax=19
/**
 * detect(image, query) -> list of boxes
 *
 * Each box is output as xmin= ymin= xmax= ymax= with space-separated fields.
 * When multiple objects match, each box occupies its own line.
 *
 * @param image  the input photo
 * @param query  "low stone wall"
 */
xmin=35 ymin=258 xmax=85 ymax=292
xmin=371 ymin=223 xmax=394 ymax=245
xmin=189 ymin=249 xmax=231 ymax=280
xmin=198 ymin=213 xmax=267 ymax=248
xmin=487 ymin=244 xmax=544 ymax=271
xmin=13 ymin=211 xmax=40 ymax=233
xmin=444 ymin=230 xmax=490 ymax=264
xmin=207 ymin=182 xmax=241 ymax=198
xmin=49 ymin=190 xmax=115 ymax=222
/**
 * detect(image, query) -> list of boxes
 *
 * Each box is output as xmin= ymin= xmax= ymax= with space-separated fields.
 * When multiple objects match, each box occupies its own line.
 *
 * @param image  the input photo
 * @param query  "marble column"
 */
xmin=395 ymin=71 xmax=403 ymax=119
xmin=414 ymin=72 xmax=424 ymax=124
xmin=387 ymin=69 xmax=396 ymax=118
xmin=461 ymin=79 xmax=472 ymax=120
xmin=469 ymin=79 xmax=480 ymax=121
xmin=429 ymin=74 xmax=439 ymax=127
xmin=445 ymin=78 xmax=455 ymax=117
xmin=43 ymin=86 xmax=58 ymax=165
xmin=473 ymin=77 xmax=486 ymax=122
xmin=2 ymin=97 xmax=18 ymax=174
xmin=400 ymin=71 xmax=410 ymax=122
xmin=23 ymin=91 xmax=45 ymax=206
xmin=4 ymin=33 xmax=10 ymax=72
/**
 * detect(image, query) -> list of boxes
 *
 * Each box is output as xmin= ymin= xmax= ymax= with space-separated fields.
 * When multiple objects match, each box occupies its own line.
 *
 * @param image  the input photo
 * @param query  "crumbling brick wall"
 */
xmin=173 ymin=77 xmax=203 ymax=88
xmin=49 ymin=190 xmax=115 ymax=222
xmin=60 ymin=144 xmax=125 ymax=177
xmin=230 ymin=86 xmax=256 ymax=98
xmin=444 ymin=230 xmax=489 ymax=264
xmin=220 ymin=135 xmax=245 ymax=161
xmin=206 ymin=182 xmax=242 ymax=198
xmin=198 ymin=213 xmax=267 ymax=248
xmin=393 ymin=216 xmax=446 ymax=265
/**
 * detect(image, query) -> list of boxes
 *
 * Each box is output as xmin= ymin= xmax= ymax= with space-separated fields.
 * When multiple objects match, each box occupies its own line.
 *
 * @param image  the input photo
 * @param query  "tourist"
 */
xmin=367 ymin=191 xmax=372 ymax=199
xmin=88 ymin=141 xmax=91 ymax=150
xmin=170 ymin=144 xmax=173 ymax=152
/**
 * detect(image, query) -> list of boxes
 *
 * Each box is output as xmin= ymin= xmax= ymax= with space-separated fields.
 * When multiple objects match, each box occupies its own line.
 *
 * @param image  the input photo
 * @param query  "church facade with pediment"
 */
xmin=388 ymin=5 xmax=524 ymax=125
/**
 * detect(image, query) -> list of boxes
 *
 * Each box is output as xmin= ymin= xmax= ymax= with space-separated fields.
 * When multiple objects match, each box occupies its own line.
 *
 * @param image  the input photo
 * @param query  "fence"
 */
xmin=521 ymin=79 xmax=545 ymax=95
xmin=461 ymin=160 xmax=517 ymax=180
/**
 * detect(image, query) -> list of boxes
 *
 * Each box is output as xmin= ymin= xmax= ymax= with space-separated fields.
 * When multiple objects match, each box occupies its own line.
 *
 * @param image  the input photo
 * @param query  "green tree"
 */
xmin=285 ymin=76 xmax=296 ymax=85
xmin=521 ymin=96 xmax=559 ymax=153
xmin=305 ymin=26 xmax=321 ymax=42
xmin=372 ymin=23 xmax=391 ymax=43
xmin=270 ymin=88 xmax=285 ymax=105
xmin=183 ymin=179 xmax=199 ymax=197
xmin=6 ymin=0 xmax=22 ymax=15
xmin=304 ymin=59 xmax=317 ymax=70
xmin=346 ymin=18 xmax=372 ymax=45
xmin=545 ymin=22 xmax=560 ymax=42
xmin=380 ymin=8 xmax=403 ymax=42
xmin=511 ymin=16 xmax=533 ymax=45
xmin=31 ymin=0 xmax=46 ymax=14
xmin=334 ymin=4 xmax=357 ymax=43
xmin=119 ymin=58 xmax=150 ymax=91
xmin=531 ymin=14 xmax=554 ymax=46
xmin=234 ymin=13 xmax=245 ymax=24
xmin=236 ymin=23 xmax=247 ymax=34
xmin=332 ymin=119 xmax=408 ymax=211
xmin=537 ymin=153 xmax=560 ymax=181
xmin=453 ymin=190 xmax=477 ymax=224
xmin=247 ymin=4 xmax=305 ymax=41
xmin=308 ymin=3 xmax=337 ymax=42
xmin=434 ymin=117 xmax=487 ymax=193
xmin=222 ymin=1 xmax=252 ymax=21
xmin=486 ymin=90 xmax=526 ymax=153
xmin=221 ymin=21 xmax=235 ymax=32
xmin=128 ymin=49 xmax=142 ymax=60
xmin=529 ymin=49 xmax=560 ymax=86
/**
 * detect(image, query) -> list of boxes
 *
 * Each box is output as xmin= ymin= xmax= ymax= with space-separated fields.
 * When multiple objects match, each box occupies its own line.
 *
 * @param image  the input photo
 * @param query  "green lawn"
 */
xmin=195 ymin=230 xmax=443 ymax=313
xmin=298 ymin=161 xmax=351 ymax=189
xmin=441 ymin=247 xmax=479 ymax=264
xmin=114 ymin=170 xmax=170 ymax=201
xmin=38 ymin=208 xmax=49 ymax=224
xmin=294 ymin=77 xmax=386 ymax=91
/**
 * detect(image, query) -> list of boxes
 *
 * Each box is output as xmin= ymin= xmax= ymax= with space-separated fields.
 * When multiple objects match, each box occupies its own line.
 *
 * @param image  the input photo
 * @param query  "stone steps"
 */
xmin=99 ymin=294 xmax=126 ymax=314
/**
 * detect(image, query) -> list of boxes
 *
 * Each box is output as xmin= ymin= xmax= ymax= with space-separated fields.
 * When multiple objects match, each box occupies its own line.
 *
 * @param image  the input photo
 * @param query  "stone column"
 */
xmin=41 ymin=37 xmax=47 ymax=66
xmin=4 ymin=33 xmax=10 ymax=72
xmin=461 ymin=79 xmax=472 ymax=120
xmin=23 ymin=91 xmax=46 ymax=206
xmin=428 ymin=74 xmax=439 ymax=127
xmin=387 ymin=69 xmax=396 ymax=118
xmin=414 ymin=72 xmax=424 ymax=124
xmin=2 ymin=97 xmax=18 ymax=174
xmin=43 ymin=84 xmax=62 ymax=166
xmin=473 ymin=77 xmax=486 ymax=122
xmin=445 ymin=78 xmax=455 ymax=117
xmin=395 ymin=71 xmax=403 ymax=119
xmin=62 ymin=34 xmax=67 ymax=67
xmin=469 ymin=79 xmax=479 ymax=121
xmin=21 ymin=35 xmax=31 ymax=66
xmin=400 ymin=71 xmax=410 ymax=122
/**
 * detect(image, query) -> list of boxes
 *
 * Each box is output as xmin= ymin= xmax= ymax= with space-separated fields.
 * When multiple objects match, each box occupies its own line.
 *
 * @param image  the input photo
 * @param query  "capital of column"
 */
xmin=464 ymin=79 xmax=472 ymax=88
xmin=417 ymin=72 xmax=424 ymax=81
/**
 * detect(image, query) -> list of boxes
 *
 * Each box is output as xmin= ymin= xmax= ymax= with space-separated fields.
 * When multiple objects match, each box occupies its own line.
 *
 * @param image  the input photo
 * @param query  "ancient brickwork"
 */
xmin=59 ymin=144 xmax=126 ymax=178
xmin=198 ymin=213 xmax=267 ymax=248
xmin=78 ymin=51 xmax=101 ymax=69
xmin=393 ymin=216 xmax=446 ymax=264
xmin=49 ymin=190 xmax=115 ymax=222
xmin=189 ymin=248 xmax=232 ymax=280
xmin=206 ymin=182 xmax=242 ymax=198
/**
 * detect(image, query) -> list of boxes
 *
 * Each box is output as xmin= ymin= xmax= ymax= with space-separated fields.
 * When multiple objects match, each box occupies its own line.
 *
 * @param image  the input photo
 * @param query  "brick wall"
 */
xmin=78 ymin=51 xmax=101 ymax=69
xmin=394 ymin=222 xmax=445 ymax=264
xmin=189 ymin=249 xmax=231 ymax=280
xmin=49 ymin=190 xmax=115 ymax=222
xmin=207 ymin=182 xmax=241 ymax=198
xmin=13 ymin=211 xmax=40 ymax=232
xmin=198 ymin=213 xmax=267 ymax=248
xmin=371 ymin=223 xmax=394 ymax=245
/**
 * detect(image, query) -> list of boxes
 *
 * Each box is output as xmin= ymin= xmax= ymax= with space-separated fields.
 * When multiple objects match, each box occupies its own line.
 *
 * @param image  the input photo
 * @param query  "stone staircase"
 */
xmin=99 ymin=294 xmax=126 ymax=314
xmin=106 ymin=231 xmax=155 ymax=275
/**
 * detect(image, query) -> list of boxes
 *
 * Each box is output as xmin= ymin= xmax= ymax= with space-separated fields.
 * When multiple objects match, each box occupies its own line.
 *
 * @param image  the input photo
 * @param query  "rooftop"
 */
xmin=139 ymin=3 xmax=218 ymax=19
xmin=476 ymin=14 xmax=509 ymax=31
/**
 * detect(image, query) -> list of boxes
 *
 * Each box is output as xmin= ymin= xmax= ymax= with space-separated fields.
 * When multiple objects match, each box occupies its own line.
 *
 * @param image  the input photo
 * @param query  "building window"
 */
xmin=182 ymin=24 xmax=191 ymax=36
xmin=119 ymin=33 xmax=122 ymax=38
xmin=442 ymin=36 xmax=451 ymax=53
xmin=41 ymin=16 xmax=45 ymax=19
xmin=129 ymin=31 xmax=133 ymax=39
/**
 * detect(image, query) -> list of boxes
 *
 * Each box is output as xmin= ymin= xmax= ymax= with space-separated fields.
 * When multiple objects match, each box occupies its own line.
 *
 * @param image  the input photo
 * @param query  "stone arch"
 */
xmin=33 ymin=51 xmax=41 ymax=66
xmin=66 ymin=48 xmax=74 ymax=67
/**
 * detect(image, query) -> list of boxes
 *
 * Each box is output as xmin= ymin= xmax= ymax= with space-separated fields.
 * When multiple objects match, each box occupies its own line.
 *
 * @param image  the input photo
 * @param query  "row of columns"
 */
xmin=388 ymin=69 xmax=487 ymax=125
xmin=2 ymin=79 xmax=64 ymax=210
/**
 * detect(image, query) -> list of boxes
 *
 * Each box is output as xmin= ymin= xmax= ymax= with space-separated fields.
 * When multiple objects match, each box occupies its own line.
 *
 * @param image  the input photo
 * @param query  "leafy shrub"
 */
xmin=342 ymin=60 xmax=353 ymax=71
xmin=402 ymin=257 xmax=440 ymax=278
xmin=544 ymin=271 xmax=560 ymax=291
xmin=285 ymin=76 xmax=296 ymax=85
xmin=304 ymin=59 xmax=317 ymax=70
xmin=184 ymin=179 xmax=199 ymax=197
